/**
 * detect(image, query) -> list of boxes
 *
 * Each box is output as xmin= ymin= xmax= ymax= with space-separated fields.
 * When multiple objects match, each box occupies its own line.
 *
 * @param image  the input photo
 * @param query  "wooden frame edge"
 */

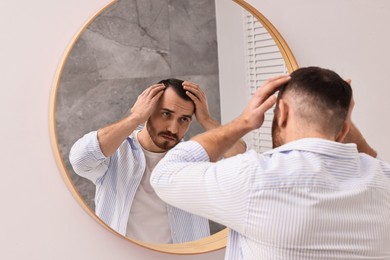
xmin=233 ymin=0 xmax=299 ymax=73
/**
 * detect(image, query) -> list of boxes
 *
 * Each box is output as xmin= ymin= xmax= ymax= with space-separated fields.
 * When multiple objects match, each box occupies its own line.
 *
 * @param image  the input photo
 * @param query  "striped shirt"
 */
xmin=151 ymin=138 xmax=390 ymax=259
xmin=69 ymin=130 xmax=210 ymax=243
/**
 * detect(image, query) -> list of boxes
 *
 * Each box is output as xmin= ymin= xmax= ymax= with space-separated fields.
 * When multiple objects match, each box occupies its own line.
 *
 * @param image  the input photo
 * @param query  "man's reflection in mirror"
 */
xmin=69 ymin=79 xmax=246 ymax=243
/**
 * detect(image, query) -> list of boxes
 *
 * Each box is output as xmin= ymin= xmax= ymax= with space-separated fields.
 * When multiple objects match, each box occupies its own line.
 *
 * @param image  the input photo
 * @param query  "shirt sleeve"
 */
xmin=151 ymin=140 xmax=254 ymax=235
xmin=69 ymin=131 xmax=110 ymax=184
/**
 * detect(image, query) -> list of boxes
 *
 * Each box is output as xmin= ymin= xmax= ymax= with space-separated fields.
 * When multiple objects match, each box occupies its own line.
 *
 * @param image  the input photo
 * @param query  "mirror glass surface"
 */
xmin=51 ymin=0 xmax=297 ymax=254
xmin=56 ymin=0 xmax=221 ymax=212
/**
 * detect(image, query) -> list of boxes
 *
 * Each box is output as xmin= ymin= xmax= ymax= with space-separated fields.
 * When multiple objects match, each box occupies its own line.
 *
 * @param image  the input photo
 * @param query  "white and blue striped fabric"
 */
xmin=69 ymin=130 xmax=210 ymax=243
xmin=151 ymin=138 xmax=390 ymax=259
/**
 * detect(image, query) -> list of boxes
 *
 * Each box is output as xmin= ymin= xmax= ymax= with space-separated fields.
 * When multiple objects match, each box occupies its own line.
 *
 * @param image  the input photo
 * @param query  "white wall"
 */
xmin=2 ymin=1 xmax=390 ymax=259
xmin=216 ymin=0 xmax=247 ymax=124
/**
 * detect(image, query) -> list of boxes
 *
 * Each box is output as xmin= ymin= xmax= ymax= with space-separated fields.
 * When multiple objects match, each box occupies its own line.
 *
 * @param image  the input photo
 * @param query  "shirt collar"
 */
xmin=263 ymin=138 xmax=359 ymax=159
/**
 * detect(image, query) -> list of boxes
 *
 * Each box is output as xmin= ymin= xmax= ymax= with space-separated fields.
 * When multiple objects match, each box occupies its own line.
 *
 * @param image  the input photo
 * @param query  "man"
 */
xmin=69 ymin=78 xmax=245 ymax=244
xmin=151 ymin=67 xmax=390 ymax=259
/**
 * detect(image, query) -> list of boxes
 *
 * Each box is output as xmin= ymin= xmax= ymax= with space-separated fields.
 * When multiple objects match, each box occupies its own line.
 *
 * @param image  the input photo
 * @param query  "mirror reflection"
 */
xmin=56 ymin=0 xmax=225 ymax=244
xmin=54 ymin=0 xmax=296 ymax=249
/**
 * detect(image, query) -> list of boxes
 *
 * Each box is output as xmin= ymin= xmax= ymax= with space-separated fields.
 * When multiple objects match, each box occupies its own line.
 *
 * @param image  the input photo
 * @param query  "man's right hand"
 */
xmin=130 ymin=84 xmax=166 ymax=124
xmin=237 ymin=75 xmax=291 ymax=132
xmin=97 ymin=84 xmax=165 ymax=157
xmin=190 ymin=75 xmax=290 ymax=161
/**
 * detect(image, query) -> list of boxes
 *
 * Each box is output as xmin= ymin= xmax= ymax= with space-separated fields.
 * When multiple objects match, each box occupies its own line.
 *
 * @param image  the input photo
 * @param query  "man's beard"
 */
xmin=146 ymin=119 xmax=180 ymax=151
xmin=271 ymin=116 xmax=282 ymax=149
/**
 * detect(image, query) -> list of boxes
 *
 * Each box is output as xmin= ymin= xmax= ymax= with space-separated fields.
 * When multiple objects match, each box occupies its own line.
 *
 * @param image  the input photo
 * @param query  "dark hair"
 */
xmin=278 ymin=66 xmax=352 ymax=135
xmin=158 ymin=78 xmax=192 ymax=102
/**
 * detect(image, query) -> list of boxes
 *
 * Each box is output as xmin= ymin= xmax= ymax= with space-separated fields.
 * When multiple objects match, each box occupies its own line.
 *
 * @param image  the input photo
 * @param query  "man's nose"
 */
xmin=166 ymin=120 xmax=179 ymax=134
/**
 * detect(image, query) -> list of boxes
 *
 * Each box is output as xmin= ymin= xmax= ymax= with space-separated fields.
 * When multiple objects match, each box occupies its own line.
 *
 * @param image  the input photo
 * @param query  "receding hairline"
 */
xmin=158 ymin=78 xmax=196 ymax=112
xmin=158 ymin=87 xmax=195 ymax=115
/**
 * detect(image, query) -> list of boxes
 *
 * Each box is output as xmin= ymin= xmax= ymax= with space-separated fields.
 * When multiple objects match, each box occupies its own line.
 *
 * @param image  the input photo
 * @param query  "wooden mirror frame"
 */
xmin=49 ymin=0 xmax=298 ymax=255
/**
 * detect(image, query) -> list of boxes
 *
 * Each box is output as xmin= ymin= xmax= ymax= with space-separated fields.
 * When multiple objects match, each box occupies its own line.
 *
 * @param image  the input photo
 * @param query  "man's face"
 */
xmin=146 ymin=87 xmax=194 ymax=151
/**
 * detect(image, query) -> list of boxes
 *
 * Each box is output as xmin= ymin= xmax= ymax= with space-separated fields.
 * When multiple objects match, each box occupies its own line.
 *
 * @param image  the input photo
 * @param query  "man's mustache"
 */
xmin=159 ymin=131 xmax=179 ymax=141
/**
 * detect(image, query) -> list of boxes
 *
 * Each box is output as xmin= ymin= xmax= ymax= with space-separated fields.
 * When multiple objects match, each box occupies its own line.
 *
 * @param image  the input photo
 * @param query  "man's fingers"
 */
xmin=258 ymin=95 xmax=277 ymax=114
xmin=182 ymin=82 xmax=205 ymax=101
xmin=147 ymin=84 xmax=165 ymax=96
xmin=137 ymin=84 xmax=165 ymax=102
xmin=150 ymin=89 xmax=165 ymax=102
xmin=184 ymin=90 xmax=200 ymax=104
xmin=141 ymin=83 xmax=164 ymax=94
xmin=182 ymin=81 xmax=199 ymax=88
xmin=253 ymin=75 xmax=290 ymax=104
xmin=262 ymin=74 xmax=290 ymax=87
xmin=257 ymin=75 xmax=290 ymax=97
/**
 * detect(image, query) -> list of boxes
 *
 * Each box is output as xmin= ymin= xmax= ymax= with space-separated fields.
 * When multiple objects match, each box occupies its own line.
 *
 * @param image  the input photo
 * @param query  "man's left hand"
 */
xmin=183 ymin=81 xmax=218 ymax=130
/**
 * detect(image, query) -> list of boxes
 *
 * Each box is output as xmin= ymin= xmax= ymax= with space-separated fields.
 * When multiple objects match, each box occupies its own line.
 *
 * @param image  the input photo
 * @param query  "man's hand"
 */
xmin=190 ymin=75 xmax=290 ymax=161
xmin=237 ymin=75 xmax=291 ymax=131
xmin=97 ymin=84 xmax=165 ymax=157
xmin=342 ymin=79 xmax=377 ymax=157
xmin=130 ymin=84 xmax=166 ymax=124
xmin=182 ymin=81 xmax=219 ymax=130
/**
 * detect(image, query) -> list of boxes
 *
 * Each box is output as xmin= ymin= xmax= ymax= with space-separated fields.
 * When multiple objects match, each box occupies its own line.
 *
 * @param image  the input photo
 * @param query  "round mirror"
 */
xmin=49 ymin=0 xmax=298 ymax=254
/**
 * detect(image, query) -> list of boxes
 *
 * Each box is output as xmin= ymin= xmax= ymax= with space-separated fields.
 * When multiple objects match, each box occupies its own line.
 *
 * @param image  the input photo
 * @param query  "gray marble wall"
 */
xmin=55 ymin=0 xmax=221 ymax=233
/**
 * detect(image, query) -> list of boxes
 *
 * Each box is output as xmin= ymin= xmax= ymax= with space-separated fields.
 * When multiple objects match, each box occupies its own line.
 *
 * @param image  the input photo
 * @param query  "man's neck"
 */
xmin=282 ymin=119 xmax=337 ymax=144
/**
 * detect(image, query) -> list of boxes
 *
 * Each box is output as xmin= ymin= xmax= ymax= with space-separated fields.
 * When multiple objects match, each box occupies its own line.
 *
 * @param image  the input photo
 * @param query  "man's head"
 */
xmin=158 ymin=79 xmax=195 ymax=106
xmin=146 ymin=78 xmax=195 ymax=152
xmin=272 ymin=67 xmax=353 ymax=148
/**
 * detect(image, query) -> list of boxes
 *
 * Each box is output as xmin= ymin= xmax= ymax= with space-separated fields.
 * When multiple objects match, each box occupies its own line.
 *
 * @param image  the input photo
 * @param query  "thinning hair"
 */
xmin=158 ymin=78 xmax=195 ymax=112
xmin=158 ymin=78 xmax=192 ymax=102
xmin=277 ymin=67 xmax=352 ymax=137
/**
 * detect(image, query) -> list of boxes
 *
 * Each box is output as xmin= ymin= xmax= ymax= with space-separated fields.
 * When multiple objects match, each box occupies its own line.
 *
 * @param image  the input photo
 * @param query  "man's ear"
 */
xmin=337 ymin=96 xmax=354 ymax=142
xmin=336 ymin=121 xmax=351 ymax=142
xmin=276 ymin=99 xmax=288 ymax=127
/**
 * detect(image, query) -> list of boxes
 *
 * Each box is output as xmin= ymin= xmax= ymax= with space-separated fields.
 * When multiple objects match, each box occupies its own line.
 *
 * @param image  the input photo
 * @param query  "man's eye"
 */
xmin=180 ymin=117 xmax=190 ymax=123
xmin=162 ymin=112 xmax=170 ymax=117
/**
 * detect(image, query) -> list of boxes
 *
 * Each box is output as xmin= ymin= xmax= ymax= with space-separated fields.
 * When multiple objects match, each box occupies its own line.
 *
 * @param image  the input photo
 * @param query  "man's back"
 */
xmin=151 ymin=68 xmax=389 ymax=259
xmin=229 ymin=138 xmax=390 ymax=259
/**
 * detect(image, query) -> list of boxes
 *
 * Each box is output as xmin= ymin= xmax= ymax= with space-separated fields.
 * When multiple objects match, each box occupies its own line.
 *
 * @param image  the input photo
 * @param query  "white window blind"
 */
xmin=243 ymin=11 xmax=288 ymax=153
